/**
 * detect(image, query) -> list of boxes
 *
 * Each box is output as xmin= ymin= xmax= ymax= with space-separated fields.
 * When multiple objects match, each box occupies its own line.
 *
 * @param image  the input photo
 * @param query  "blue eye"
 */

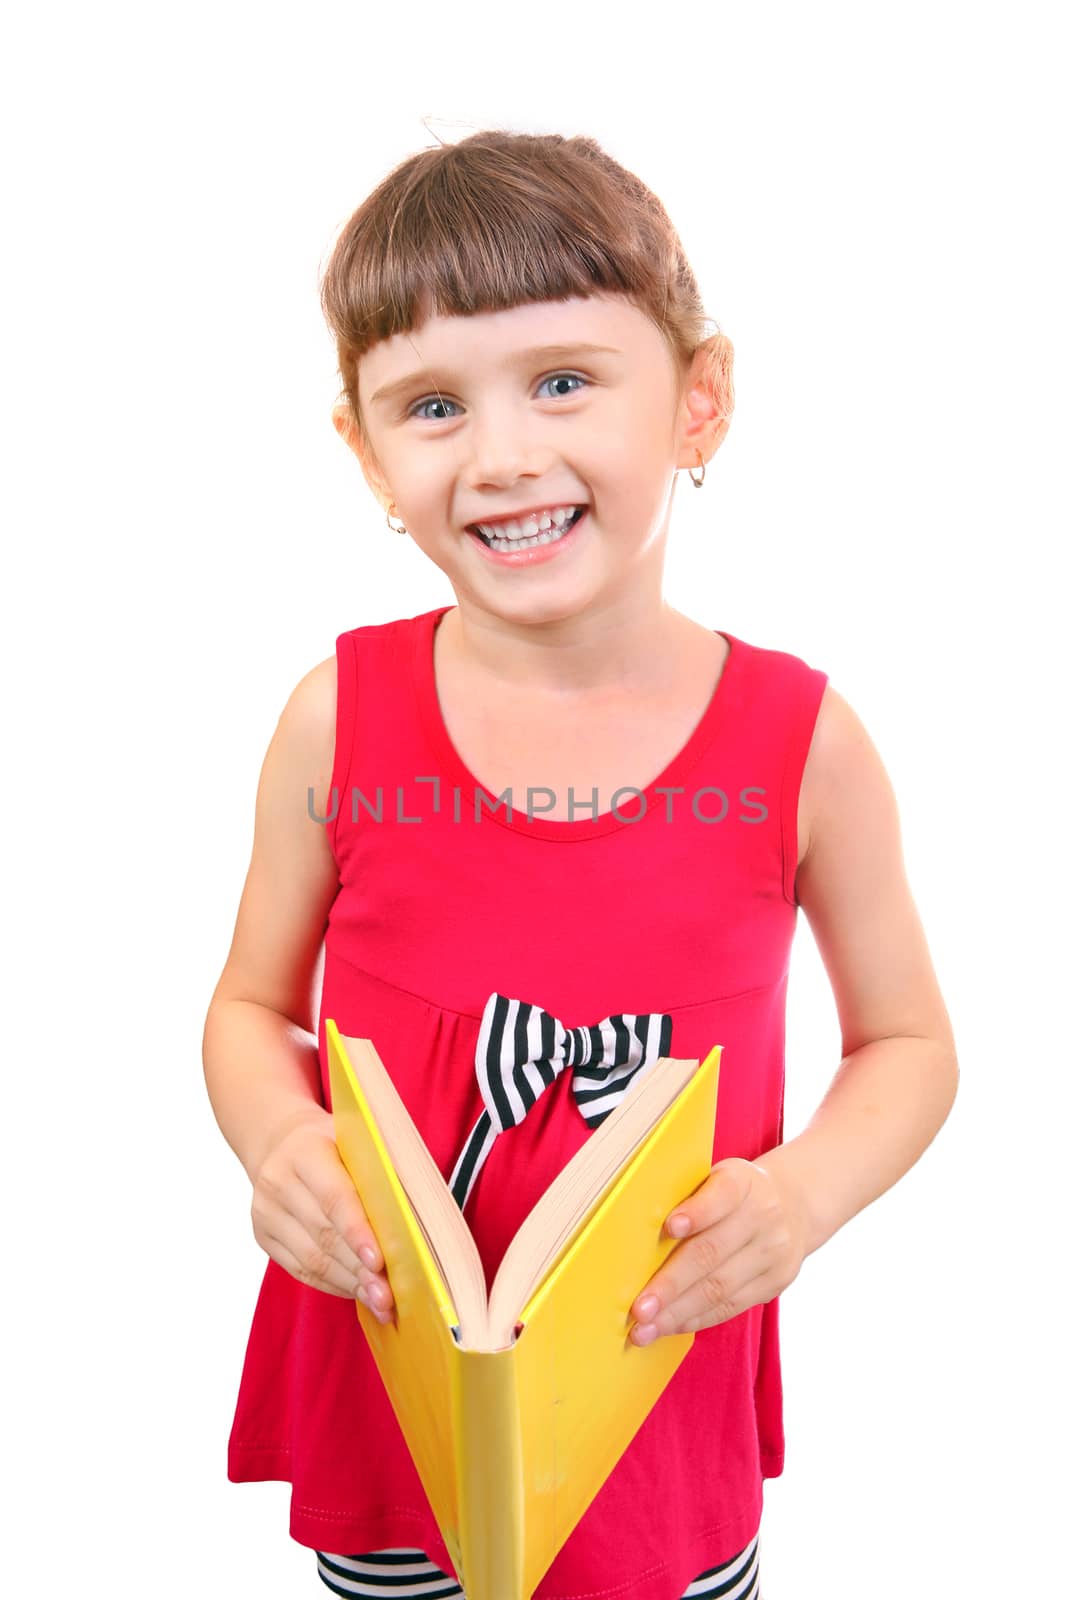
xmin=540 ymin=372 xmax=588 ymax=401
xmin=406 ymin=371 xmax=588 ymax=422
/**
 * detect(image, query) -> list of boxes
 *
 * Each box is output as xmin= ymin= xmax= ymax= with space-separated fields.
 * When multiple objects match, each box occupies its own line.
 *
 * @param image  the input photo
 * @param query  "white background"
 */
xmin=4 ymin=2 xmax=1063 ymax=1595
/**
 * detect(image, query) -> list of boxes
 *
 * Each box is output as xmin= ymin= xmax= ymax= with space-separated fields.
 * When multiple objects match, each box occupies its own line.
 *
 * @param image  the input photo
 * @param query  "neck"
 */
xmin=438 ymin=596 xmax=698 ymax=701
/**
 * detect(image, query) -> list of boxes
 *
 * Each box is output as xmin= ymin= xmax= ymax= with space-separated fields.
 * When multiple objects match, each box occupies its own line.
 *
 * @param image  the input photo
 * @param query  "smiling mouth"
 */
xmin=471 ymin=506 xmax=587 ymax=550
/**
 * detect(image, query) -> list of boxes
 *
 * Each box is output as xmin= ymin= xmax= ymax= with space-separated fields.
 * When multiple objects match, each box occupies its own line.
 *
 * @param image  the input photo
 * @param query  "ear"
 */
xmin=332 ymin=403 xmax=357 ymax=448
xmin=331 ymin=404 xmax=394 ymax=514
xmin=678 ymin=334 xmax=734 ymax=470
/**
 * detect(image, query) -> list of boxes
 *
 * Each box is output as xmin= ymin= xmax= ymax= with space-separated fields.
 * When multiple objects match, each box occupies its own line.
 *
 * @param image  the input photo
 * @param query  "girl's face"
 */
xmin=343 ymin=293 xmax=708 ymax=625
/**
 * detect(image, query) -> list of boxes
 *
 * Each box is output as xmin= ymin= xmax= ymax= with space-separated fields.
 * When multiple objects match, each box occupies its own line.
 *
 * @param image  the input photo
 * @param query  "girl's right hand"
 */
xmin=249 ymin=1107 xmax=395 ymax=1323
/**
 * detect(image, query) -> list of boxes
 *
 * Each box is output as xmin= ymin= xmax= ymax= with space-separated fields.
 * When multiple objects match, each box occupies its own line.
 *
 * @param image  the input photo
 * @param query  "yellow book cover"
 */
xmin=326 ymin=1018 xmax=721 ymax=1600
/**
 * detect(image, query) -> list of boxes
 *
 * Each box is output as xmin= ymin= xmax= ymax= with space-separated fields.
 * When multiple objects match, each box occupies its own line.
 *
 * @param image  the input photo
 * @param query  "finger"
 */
xmin=260 ymin=1127 xmax=389 ymax=1285
xmin=291 ymin=1144 xmax=391 ymax=1289
xmin=253 ymin=1166 xmax=387 ymax=1304
xmin=664 ymin=1159 xmax=751 ymax=1242
xmin=631 ymin=1209 xmax=759 ymax=1328
xmin=290 ymin=1173 xmax=396 ymax=1313
xmin=257 ymin=1205 xmax=395 ymax=1321
xmin=260 ymin=1226 xmax=394 ymax=1320
xmin=632 ymin=1238 xmax=772 ymax=1343
xmin=257 ymin=1218 xmax=362 ymax=1299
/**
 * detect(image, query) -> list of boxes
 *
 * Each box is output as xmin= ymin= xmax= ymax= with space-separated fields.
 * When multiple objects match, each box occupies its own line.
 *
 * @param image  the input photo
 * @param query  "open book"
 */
xmin=325 ymin=1018 xmax=721 ymax=1600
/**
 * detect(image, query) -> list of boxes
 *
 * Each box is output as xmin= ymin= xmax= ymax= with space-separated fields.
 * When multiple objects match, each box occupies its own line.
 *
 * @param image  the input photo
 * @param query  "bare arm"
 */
xmin=759 ymin=686 xmax=960 ymax=1254
xmin=202 ymin=654 xmax=340 ymax=1185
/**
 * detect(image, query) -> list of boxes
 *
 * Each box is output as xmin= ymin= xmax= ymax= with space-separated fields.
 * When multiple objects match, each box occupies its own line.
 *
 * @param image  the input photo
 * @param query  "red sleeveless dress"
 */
xmin=227 ymin=603 xmax=829 ymax=1600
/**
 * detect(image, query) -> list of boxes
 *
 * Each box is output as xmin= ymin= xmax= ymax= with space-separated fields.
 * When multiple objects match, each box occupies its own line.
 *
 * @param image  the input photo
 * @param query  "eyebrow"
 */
xmin=370 ymin=343 xmax=623 ymax=407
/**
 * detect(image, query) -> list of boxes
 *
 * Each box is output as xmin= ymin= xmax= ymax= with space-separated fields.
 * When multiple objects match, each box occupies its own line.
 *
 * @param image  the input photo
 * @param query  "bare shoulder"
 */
xmin=277 ymin=652 xmax=338 ymax=811
xmin=206 ymin=651 xmax=340 ymax=1030
xmin=795 ymin=683 xmax=884 ymax=871
xmin=793 ymin=682 xmax=956 ymax=1056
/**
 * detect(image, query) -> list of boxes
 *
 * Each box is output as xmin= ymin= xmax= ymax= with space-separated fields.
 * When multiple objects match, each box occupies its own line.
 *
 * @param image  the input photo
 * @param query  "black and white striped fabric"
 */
xmin=446 ymin=991 xmax=674 ymax=1212
xmin=314 ymin=1533 xmax=761 ymax=1598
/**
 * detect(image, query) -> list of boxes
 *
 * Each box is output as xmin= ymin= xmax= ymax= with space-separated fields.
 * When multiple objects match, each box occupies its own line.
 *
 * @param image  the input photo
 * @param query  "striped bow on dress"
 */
xmin=447 ymin=991 xmax=674 ymax=1213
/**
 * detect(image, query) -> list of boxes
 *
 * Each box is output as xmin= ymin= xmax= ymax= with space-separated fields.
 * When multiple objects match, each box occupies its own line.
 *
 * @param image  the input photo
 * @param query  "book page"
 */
xmin=484 ymin=1055 xmax=701 ymax=1346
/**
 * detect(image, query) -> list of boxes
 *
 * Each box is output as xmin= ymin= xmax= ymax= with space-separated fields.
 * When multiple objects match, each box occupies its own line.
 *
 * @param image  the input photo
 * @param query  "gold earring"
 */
xmin=385 ymin=502 xmax=407 ymax=535
xmin=688 ymin=449 xmax=706 ymax=487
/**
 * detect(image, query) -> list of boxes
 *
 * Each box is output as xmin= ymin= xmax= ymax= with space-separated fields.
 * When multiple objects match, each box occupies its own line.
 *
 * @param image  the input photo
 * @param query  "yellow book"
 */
xmin=325 ymin=1018 xmax=721 ymax=1600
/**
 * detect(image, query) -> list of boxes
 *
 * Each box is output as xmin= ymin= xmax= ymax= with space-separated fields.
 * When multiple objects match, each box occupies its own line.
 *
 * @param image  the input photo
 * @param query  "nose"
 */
xmin=462 ymin=412 xmax=549 ymax=490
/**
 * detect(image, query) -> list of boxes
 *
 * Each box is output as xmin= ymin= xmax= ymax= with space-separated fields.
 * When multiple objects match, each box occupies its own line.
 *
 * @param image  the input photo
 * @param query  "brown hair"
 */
xmin=319 ymin=128 xmax=734 ymax=470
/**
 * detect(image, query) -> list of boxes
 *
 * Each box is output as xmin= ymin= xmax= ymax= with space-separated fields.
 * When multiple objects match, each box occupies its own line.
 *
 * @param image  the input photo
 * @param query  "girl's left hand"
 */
xmin=628 ymin=1156 xmax=812 ymax=1345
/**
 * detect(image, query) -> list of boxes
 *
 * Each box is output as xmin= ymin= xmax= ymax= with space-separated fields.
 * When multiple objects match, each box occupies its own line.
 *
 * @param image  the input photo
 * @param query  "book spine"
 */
xmin=455 ymin=1347 xmax=525 ymax=1600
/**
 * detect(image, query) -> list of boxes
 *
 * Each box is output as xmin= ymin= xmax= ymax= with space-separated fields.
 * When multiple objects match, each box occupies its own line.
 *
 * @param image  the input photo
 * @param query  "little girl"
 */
xmin=203 ymin=129 xmax=958 ymax=1600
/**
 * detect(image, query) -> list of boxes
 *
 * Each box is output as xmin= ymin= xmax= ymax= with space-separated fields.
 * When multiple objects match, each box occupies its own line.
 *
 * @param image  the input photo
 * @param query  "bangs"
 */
xmin=320 ymin=131 xmax=726 ymax=429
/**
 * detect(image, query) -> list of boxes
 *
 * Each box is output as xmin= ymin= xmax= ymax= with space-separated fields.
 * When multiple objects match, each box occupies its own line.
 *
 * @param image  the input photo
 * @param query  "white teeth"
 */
xmin=479 ymin=507 xmax=582 ymax=552
xmin=472 ymin=504 xmax=581 ymax=542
